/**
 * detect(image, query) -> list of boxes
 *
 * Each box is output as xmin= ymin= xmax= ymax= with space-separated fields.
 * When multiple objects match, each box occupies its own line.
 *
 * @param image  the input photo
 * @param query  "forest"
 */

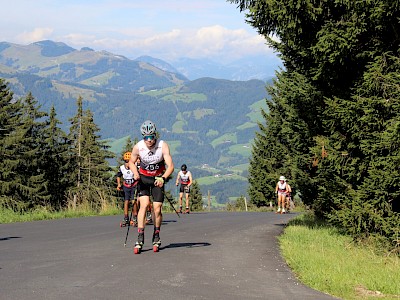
xmin=229 ymin=0 xmax=400 ymax=251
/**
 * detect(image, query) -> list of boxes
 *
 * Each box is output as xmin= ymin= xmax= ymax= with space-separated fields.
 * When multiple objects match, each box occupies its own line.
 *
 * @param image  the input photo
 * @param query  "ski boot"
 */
xmin=177 ymin=206 xmax=183 ymax=214
xmin=134 ymin=232 xmax=144 ymax=254
xmin=120 ymin=216 xmax=130 ymax=227
xmin=281 ymin=208 xmax=287 ymax=214
xmin=185 ymin=207 xmax=190 ymax=214
xmin=132 ymin=216 xmax=138 ymax=227
xmin=152 ymin=230 xmax=161 ymax=252
xmin=275 ymin=207 xmax=281 ymax=214
xmin=145 ymin=211 xmax=153 ymax=224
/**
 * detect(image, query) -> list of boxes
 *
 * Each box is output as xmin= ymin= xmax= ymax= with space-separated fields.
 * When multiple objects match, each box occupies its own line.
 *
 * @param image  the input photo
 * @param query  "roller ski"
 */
xmin=134 ymin=242 xmax=143 ymax=254
xmin=152 ymin=230 xmax=161 ymax=252
xmin=177 ymin=206 xmax=183 ymax=214
xmin=184 ymin=207 xmax=190 ymax=214
xmin=134 ymin=231 xmax=144 ymax=254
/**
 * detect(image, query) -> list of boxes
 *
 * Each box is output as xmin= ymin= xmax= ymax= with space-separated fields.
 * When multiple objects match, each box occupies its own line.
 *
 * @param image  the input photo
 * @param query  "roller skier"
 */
xmin=117 ymin=152 xmax=139 ymax=227
xmin=128 ymin=120 xmax=174 ymax=253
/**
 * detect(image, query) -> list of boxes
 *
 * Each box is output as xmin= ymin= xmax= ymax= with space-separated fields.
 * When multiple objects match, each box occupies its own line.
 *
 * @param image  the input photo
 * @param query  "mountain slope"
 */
xmin=0 ymin=40 xmax=188 ymax=93
xmin=0 ymin=40 xmax=271 ymax=199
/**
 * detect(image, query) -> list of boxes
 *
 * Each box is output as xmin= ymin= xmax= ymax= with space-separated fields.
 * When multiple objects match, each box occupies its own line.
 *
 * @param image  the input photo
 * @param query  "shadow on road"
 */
xmin=161 ymin=242 xmax=211 ymax=250
xmin=0 ymin=236 xmax=22 ymax=241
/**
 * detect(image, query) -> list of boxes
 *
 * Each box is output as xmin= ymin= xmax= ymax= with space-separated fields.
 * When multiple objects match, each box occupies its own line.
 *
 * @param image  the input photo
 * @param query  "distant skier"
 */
xmin=176 ymin=164 xmax=193 ymax=213
xmin=275 ymin=176 xmax=288 ymax=214
xmin=116 ymin=152 xmax=139 ymax=226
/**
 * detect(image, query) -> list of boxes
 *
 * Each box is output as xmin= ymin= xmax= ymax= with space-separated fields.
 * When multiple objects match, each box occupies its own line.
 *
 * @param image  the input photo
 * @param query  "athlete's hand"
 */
xmin=117 ymin=185 xmax=121 ymax=191
xmin=154 ymin=176 xmax=164 ymax=187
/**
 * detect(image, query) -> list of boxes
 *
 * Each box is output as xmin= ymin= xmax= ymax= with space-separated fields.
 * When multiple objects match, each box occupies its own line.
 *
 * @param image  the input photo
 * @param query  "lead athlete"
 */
xmin=128 ymin=120 xmax=174 ymax=253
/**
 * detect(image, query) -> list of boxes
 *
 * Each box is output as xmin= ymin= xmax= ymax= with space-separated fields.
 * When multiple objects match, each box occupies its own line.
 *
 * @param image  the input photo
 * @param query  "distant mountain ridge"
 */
xmin=0 ymin=40 xmax=188 ymax=93
xmin=0 ymin=39 xmax=271 ymax=198
xmin=0 ymin=41 xmax=267 ymax=166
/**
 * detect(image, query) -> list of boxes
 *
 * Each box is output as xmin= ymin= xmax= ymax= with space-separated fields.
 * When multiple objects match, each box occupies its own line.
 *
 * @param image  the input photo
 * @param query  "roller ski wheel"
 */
xmin=134 ymin=242 xmax=143 ymax=254
xmin=153 ymin=241 xmax=161 ymax=252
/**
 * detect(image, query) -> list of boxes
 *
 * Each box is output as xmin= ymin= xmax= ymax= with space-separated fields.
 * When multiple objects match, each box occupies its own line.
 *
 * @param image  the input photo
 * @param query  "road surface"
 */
xmin=0 ymin=211 xmax=338 ymax=300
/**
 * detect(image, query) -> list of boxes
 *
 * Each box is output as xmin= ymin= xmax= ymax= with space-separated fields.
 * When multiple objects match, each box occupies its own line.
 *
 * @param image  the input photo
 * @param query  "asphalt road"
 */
xmin=0 ymin=211 xmax=338 ymax=300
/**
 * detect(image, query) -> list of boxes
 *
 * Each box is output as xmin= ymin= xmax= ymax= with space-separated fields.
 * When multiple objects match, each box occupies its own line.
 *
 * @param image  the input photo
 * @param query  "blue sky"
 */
xmin=2 ymin=0 xmax=279 ymax=64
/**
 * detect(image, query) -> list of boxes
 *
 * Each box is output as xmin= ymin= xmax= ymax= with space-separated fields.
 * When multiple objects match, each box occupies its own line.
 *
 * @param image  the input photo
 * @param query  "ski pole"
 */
xmin=124 ymin=182 xmax=139 ymax=247
xmin=123 ymin=205 xmax=133 ymax=247
xmin=162 ymin=190 xmax=180 ymax=218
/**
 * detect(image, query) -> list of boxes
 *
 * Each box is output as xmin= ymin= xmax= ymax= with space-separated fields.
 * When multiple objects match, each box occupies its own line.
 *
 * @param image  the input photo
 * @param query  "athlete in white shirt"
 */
xmin=128 ymin=120 xmax=174 ymax=253
xmin=175 ymin=164 xmax=193 ymax=213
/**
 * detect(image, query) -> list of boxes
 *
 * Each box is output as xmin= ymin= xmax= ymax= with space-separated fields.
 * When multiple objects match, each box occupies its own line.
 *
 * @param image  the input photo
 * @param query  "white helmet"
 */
xmin=140 ymin=120 xmax=157 ymax=136
xmin=279 ymin=176 xmax=285 ymax=181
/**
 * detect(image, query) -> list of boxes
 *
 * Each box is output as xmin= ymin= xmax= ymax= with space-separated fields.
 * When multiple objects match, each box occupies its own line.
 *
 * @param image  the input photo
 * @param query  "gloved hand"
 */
xmin=155 ymin=176 xmax=164 ymax=186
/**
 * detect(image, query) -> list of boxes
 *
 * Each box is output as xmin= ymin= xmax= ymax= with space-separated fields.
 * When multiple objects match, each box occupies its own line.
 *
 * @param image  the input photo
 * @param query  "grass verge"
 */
xmin=0 ymin=206 xmax=121 ymax=223
xmin=279 ymin=213 xmax=400 ymax=300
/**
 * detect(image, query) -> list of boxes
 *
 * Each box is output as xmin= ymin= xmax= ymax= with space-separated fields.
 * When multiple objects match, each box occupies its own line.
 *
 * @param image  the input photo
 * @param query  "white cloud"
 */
xmin=16 ymin=28 xmax=54 ymax=44
xmin=59 ymin=25 xmax=274 ymax=63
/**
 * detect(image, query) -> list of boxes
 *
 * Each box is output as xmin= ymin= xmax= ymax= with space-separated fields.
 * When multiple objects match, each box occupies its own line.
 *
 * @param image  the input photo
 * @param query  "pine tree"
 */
xmin=17 ymin=92 xmax=50 ymax=207
xmin=42 ymin=105 xmax=73 ymax=209
xmin=0 ymin=79 xmax=24 ymax=209
xmin=229 ymin=0 xmax=400 ymax=247
xmin=0 ymin=89 xmax=50 ymax=208
xmin=68 ymin=96 xmax=114 ymax=211
xmin=189 ymin=180 xmax=203 ymax=211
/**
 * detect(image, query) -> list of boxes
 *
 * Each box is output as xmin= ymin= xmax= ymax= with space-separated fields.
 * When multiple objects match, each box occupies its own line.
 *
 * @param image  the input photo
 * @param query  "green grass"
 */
xmin=162 ymin=93 xmax=206 ymax=103
xmin=279 ymin=213 xmax=400 ymax=300
xmin=196 ymin=174 xmax=247 ymax=185
xmin=228 ymin=143 xmax=251 ymax=157
xmin=229 ymin=163 xmax=249 ymax=173
xmin=246 ymin=99 xmax=268 ymax=122
xmin=211 ymin=132 xmax=237 ymax=148
xmin=0 ymin=206 xmax=121 ymax=223
xmin=237 ymin=121 xmax=257 ymax=130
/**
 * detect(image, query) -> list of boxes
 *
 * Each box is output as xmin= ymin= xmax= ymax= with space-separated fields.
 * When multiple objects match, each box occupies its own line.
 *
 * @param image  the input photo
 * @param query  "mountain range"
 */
xmin=0 ymin=40 xmax=273 ymax=200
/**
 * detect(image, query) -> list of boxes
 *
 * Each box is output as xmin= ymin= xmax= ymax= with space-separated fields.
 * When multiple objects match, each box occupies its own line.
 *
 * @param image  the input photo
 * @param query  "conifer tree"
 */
xmin=17 ymin=92 xmax=50 ymax=207
xmin=68 ymin=96 xmax=114 ymax=210
xmin=0 ymin=90 xmax=50 ymax=208
xmin=229 ymin=0 xmax=400 ymax=247
xmin=0 ymin=79 xmax=24 ymax=208
xmin=42 ymin=105 xmax=73 ymax=209
xmin=189 ymin=180 xmax=203 ymax=211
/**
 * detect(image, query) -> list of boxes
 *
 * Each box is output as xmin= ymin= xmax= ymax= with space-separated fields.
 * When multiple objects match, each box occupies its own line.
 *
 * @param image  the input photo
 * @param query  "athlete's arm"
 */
xmin=128 ymin=144 xmax=140 ymax=181
xmin=188 ymin=171 xmax=193 ymax=187
xmin=175 ymin=172 xmax=180 ymax=186
xmin=161 ymin=142 xmax=174 ymax=180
